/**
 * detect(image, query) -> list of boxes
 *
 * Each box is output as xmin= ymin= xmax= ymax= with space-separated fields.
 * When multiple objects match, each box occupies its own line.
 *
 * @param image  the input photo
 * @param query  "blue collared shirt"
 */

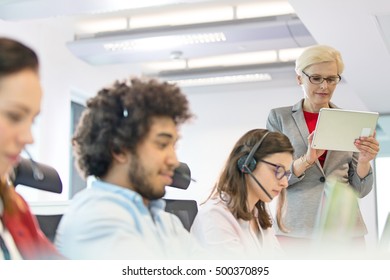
xmin=55 ymin=179 xmax=198 ymax=259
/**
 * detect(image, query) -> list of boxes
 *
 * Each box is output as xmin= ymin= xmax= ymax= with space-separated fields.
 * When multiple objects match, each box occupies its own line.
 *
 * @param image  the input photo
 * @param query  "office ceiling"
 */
xmin=0 ymin=0 xmax=315 ymax=85
xmin=0 ymin=0 xmax=389 ymax=115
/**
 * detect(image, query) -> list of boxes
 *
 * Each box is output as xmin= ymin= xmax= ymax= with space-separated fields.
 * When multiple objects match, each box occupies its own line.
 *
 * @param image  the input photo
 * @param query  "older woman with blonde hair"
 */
xmin=266 ymin=45 xmax=380 ymax=251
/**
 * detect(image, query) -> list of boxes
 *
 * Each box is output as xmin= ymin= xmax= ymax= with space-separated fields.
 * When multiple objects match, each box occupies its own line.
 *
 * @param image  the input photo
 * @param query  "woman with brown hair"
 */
xmin=0 ymin=37 xmax=62 ymax=259
xmin=191 ymin=129 xmax=294 ymax=259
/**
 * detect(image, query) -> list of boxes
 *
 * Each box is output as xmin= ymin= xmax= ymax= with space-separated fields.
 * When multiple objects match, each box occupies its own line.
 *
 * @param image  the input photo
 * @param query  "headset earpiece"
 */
xmin=237 ymin=131 xmax=270 ymax=174
xmin=236 ymin=131 xmax=273 ymax=200
xmin=237 ymin=155 xmax=256 ymax=173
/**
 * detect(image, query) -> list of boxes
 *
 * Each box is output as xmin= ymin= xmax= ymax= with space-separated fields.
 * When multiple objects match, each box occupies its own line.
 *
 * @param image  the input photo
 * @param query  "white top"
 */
xmin=0 ymin=200 xmax=22 ymax=260
xmin=191 ymin=196 xmax=284 ymax=259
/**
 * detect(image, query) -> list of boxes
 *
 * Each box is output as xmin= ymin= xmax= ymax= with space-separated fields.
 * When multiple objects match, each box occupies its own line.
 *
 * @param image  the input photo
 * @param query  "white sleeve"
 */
xmin=191 ymin=204 xmax=247 ymax=259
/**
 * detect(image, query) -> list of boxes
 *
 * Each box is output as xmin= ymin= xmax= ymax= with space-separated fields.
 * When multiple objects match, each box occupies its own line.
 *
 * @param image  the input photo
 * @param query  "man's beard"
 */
xmin=128 ymin=154 xmax=166 ymax=200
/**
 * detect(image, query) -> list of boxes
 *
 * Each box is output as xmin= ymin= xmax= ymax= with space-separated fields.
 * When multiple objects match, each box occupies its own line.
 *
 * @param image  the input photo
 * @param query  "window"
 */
xmin=70 ymin=101 xmax=87 ymax=198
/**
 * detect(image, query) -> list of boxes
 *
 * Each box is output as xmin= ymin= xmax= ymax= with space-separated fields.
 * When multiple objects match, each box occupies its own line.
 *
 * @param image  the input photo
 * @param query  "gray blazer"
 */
xmin=266 ymin=99 xmax=373 ymax=238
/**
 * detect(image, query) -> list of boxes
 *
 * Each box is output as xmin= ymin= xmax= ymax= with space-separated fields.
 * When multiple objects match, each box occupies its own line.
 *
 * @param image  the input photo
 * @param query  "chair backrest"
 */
xmin=35 ymin=214 xmax=63 ymax=242
xmin=164 ymin=199 xmax=198 ymax=231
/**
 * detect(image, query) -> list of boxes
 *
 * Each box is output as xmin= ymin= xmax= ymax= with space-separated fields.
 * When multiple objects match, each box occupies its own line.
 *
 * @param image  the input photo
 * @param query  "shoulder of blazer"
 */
xmin=272 ymin=99 xmax=303 ymax=114
xmin=271 ymin=105 xmax=294 ymax=115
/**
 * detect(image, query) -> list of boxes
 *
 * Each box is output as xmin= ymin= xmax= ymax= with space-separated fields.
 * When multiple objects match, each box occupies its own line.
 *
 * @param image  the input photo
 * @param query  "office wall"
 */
xmin=0 ymin=18 xmax=135 ymax=200
xmin=0 ymin=18 xmax=377 ymax=246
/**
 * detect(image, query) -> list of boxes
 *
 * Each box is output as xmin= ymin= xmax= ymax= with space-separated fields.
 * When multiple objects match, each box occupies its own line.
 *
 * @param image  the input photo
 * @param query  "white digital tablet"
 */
xmin=311 ymin=108 xmax=379 ymax=152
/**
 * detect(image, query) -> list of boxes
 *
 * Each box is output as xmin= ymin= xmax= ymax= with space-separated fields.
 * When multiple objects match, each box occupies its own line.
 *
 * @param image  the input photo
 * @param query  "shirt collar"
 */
xmin=91 ymin=179 xmax=166 ymax=210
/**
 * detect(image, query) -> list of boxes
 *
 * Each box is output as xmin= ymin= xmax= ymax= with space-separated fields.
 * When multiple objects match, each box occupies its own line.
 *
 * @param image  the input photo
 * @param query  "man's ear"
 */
xmin=112 ymin=150 xmax=128 ymax=164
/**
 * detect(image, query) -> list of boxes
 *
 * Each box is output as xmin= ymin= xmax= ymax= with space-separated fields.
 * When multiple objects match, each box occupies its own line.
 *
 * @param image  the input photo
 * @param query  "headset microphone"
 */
xmin=237 ymin=131 xmax=273 ymax=200
xmin=243 ymin=165 xmax=273 ymax=200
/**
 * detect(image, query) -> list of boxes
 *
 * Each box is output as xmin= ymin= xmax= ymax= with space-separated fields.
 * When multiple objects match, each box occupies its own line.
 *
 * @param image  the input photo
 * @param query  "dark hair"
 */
xmin=211 ymin=129 xmax=294 ymax=231
xmin=73 ymin=77 xmax=193 ymax=178
xmin=0 ymin=37 xmax=39 ymax=214
xmin=0 ymin=37 xmax=39 ymax=77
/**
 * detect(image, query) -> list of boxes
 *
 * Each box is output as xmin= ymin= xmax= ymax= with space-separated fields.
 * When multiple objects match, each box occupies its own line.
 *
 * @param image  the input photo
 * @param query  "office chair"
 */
xmin=164 ymin=199 xmax=198 ymax=231
xmin=164 ymin=162 xmax=198 ymax=231
xmin=34 ymin=214 xmax=63 ymax=242
xmin=12 ymin=158 xmax=64 ymax=241
xmin=13 ymin=157 xmax=63 ymax=193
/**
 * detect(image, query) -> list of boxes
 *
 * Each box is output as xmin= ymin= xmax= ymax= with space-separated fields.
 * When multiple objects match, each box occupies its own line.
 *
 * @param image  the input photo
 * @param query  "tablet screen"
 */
xmin=311 ymin=108 xmax=379 ymax=152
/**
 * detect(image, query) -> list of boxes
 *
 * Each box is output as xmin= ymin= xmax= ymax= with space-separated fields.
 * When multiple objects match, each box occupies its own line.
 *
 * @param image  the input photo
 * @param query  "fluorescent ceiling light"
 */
xmin=167 ymin=73 xmax=272 ymax=87
xmin=141 ymin=48 xmax=304 ymax=73
xmin=75 ymin=18 xmax=128 ymax=34
xmin=142 ymin=60 xmax=187 ymax=72
xmin=188 ymin=51 xmax=278 ymax=68
xmin=237 ymin=1 xmax=294 ymax=19
xmin=129 ymin=7 xmax=233 ymax=29
xmin=0 ymin=0 xmax=191 ymax=20
xmin=278 ymin=47 xmax=305 ymax=62
xmin=103 ymin=32 xmax=226 ymax=51
xmin=95 ymin=0 xmax=185 ymax=11
xmin=89 ymin=0 xmax=196 ymax=14
xmin=74 ymin=1 xmax=295 ymax=34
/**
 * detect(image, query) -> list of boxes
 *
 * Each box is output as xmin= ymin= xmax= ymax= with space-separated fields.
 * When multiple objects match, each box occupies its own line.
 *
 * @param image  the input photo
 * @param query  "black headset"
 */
xmin=237 ymin=131 xmax=273 ymax=200
xmin=237 ymin=131 xmax=270 ymax=174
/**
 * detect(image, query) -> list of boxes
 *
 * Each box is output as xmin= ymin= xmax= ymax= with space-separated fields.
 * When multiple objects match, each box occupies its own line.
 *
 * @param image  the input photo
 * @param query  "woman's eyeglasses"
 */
xmin=258 ymin=159 xmax=292 ymax=180
xmin=302 ymin=70 xmax=341 ymax=85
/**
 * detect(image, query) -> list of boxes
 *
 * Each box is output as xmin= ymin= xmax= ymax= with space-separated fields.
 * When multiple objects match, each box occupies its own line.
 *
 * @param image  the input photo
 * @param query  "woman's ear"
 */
xmin=296 ymin=75 xmax=303 ymax=85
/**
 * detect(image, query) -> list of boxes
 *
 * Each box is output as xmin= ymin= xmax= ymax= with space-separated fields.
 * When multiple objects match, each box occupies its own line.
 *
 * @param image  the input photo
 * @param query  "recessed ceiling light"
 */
xmin=237 ymin=1 xmax=294 ymax=19
xmin=129 ymin=6 xmax=233 ymax=29
xmin=167 ymin=73 xmax=272 ymax=87
xmin=103 ymin=32 xmax=226 ymax=51
xmin=188 ymin=51 xmax=278 ymax=68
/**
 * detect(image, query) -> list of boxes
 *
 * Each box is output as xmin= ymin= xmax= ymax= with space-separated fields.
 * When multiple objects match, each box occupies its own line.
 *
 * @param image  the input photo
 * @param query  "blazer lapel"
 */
xmin=291 ymin=99 xmax=332 ymax=175
xmin=291 ymin=100 xmax=310 ymax=148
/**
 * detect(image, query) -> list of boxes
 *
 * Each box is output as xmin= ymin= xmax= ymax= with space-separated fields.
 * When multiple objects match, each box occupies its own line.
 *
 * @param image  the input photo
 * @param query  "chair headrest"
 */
xmin=12 ymin=158 xmax=63 ymax=194
xmin=168 ymin=162 xmax=193 ymax=190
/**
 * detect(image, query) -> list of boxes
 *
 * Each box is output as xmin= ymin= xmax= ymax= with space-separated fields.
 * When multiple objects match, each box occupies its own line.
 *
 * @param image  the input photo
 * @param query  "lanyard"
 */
xmin=0 ymin=234 xmax=10 ymax=260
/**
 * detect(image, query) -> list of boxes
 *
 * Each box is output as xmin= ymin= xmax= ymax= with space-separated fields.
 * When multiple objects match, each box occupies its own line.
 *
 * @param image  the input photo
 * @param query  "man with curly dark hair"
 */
xmin=55 ymin=77 xmax=198 ymax=259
